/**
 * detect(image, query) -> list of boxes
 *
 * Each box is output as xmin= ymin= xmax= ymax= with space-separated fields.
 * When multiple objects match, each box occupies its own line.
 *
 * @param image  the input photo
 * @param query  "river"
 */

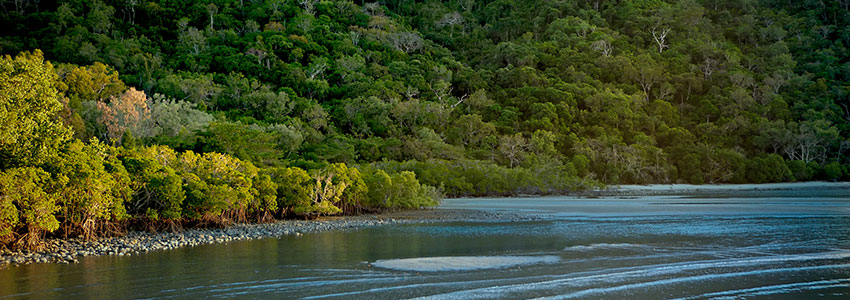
xmin=1 ymin=186 xmax=849 ymax=299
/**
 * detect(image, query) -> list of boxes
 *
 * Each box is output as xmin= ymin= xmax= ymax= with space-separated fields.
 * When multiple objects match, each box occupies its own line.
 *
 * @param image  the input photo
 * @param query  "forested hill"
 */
xmin=2 ymin=0 xmax=849 ymax=190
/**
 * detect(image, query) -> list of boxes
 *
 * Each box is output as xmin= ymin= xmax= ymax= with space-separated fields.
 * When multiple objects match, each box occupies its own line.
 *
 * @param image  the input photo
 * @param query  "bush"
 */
xmin=120 ymin=150 xmax=186 ymax=220
xmin=362 ymin=168 xmax=440 ymax=209
xmin=262 ymin=167 xmax=313 ymax=216
xmin=824 ymin=162 xmax=842 ymax=181
xmin=0 ymin=167 xmax=60 ymax=250
xmin=370 ymin=159 xmax=588 ymax=197
xmin=48 ymin=140 xmax=131 ymax=239
xmin=746 ymin=154 xmax=792 ymax=183
xmin=787 ymin=160 xmax=811 ymax=181
xmin=252 ymin=174 xmax=279 ymax=219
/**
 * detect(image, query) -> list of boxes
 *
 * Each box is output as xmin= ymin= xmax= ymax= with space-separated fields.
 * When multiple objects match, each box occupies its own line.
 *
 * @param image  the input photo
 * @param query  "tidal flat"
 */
xmin=2 ymin=182 xmax=849 ymax=299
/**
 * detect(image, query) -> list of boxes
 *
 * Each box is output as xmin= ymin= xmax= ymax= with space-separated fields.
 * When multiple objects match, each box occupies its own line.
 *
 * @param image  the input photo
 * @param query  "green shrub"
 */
xmin=47 ymin=140 xmax=130 ymax=239
xmin=362 ymin=168 xmax=440 ymax=209
xmin=252 ymin=174 xmax=279 ymax=217
xmin=746 ymin=154 xmax=791 ymax=183
xmin=262 ymin=167 xmax=313 ymax=216
xmin=0 ymin=167 xmax=60 ymax=250
xmin=824 ymin=162 xmax=842 ymax=181
xmin=787 ymin=160 xmax=811 ymax=181
xmin=120 ymin=151 xmax=186 ymax=220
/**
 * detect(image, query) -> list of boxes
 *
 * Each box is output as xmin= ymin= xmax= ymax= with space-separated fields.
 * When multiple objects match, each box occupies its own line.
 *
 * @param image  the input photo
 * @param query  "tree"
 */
xmin=123 ymin=0 xmax=138 ymax=25
xmin=628 ymin=54 xmax=665 ymax=103
xmin=779 ymin=120 xmax=840 ymax=164
xmin=97 ymin=87 xmax=151 ymax=144
xmin=437 ymin=12 xmax=464 ymax=37
xmin=651 ymin=26 xmax=671 ymax=53
xmin=251 ymin=174 xmax=278 ymax=220
xmin=824 ymin=162 xmax=843 ymax=181
xmin=156 ymin=73 xmax=221 ymax=109
xmin=364 ymin=168 xmax=393 ymax=207
xmin=0 ymin=167 xmax=60 ymax=250
xmin=177 ymin=22 xmax=207 ymax=55
xmin=592 ymin=39 xmax=613 ymax=56
xmin=447 ymin=114 xmax=496 ymax=147
xmin=299 ymin=0 xmax=318 ymax=15
xmin=147 ymin=94 xmax=213 ymax=137
xmin=325 ymin=163 xmax=367 ymax=214
xmin=206 ymin=3 xmax=218 ymax=31
xmin=262 ymin=167 xmax=312 ymax=216
xmin=389 ymin=32 xmax=424 ymax=53
xmin=48 ymin=140 xmax=130 ymax=239
xmin=0 ymin=50 xmax=73 ymax=169
xmin=240 ymin=89 xmax=294 ymax=122
xmin=499 ymin=133 xmax=528 ymax=167
xmin=305 ymin=170 xmax=344 ymax=216
xmin=463 ymin=90 xmax=495 ymax=114
xmin=120 ymin=147 xmax=185 ymax=220
xmin=58 ymin=62 xmax=126 ymax=107
xmin=200 ymin=122 xmax=281 ymax=166
xmin=87 ymin=0 xmax=115 ymax=34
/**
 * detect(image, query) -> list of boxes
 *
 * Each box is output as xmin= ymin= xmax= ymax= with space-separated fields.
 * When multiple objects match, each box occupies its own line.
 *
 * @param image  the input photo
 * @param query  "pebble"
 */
xmin=0 ymin=209 xmax=526 ymax=268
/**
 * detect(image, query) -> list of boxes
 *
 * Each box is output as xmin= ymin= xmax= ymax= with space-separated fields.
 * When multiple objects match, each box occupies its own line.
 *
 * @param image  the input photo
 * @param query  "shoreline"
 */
xmin=444 ymin=181 xmax=850 ymax=199
xmin=598 ymin=181 xmax=850 ymax=197
xmin=0 ymin=209 xmax=536 ymax=268
xmin=4 ymin=181 xmax=846 ymax=268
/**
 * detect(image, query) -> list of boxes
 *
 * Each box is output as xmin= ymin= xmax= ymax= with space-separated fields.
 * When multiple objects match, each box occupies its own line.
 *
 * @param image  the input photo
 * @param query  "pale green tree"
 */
xmin=0 ymin=50 xmax=73 ymax=169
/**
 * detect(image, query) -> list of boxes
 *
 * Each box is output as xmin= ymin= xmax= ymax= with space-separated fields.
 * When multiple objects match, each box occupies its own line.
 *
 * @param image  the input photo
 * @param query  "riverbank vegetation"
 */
xmin=2 ymin=0 xmax=850 ymax=249
xmin=0 ymin=50 xmax=438 ymax=251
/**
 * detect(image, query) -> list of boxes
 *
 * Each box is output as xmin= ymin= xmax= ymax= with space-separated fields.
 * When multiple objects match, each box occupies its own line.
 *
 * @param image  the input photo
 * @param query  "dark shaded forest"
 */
xmin=1 ymin=0 xmax=848 ymax=249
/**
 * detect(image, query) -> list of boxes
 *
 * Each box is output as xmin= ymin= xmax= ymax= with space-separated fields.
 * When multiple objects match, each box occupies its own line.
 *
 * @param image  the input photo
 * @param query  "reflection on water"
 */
xmin=1 ymin=188 xmax=849 ymax=299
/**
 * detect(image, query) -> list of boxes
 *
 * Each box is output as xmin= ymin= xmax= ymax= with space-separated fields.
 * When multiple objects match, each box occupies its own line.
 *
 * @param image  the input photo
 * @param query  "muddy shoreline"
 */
xmin=579 ymin=181 xmax=850 ymax=197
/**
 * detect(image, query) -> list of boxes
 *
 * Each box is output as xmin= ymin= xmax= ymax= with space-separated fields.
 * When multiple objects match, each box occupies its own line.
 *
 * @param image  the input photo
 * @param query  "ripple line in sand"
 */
xmin=411 ymin=251 xmax=850 ymax=300
xmin=530 ymin=265 xmax=850 ymax=300
xmin=670 ymin=278 xmax=850 ymax=300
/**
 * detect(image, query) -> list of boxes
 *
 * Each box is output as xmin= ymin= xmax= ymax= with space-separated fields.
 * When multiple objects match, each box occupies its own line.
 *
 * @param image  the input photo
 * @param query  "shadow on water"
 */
xmin=2 ymin=188 xmax=850 ymax=299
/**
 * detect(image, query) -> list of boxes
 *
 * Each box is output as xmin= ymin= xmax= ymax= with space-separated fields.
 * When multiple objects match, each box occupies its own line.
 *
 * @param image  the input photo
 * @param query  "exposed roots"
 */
xmin=14 ymin=227 xmax=43 ymax=251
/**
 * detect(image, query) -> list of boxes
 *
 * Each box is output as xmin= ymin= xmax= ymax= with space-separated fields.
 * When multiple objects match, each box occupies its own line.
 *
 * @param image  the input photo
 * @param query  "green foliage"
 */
xmin=327 ymin=163 xmax=368 ymax=214
xmin=3 ymin=0 xmax=850 ymax=247
xmin=252 ymin=174 xmax=279 ymax=216
xmin=47 ymin=139 xmax=130 ymax=238
xmin=373 ymin=159 xmax=592 ymax=197
xmin=176 ymin=151 xmax=258 ymax=222
xmin=147 ymin=93 xmax=214 ymax=140
xmin=0 ymin=50 xmax=72 ymax=169
xmin=746 ymin=154 xmax=792 ymax=184
xmin=262 ymin=167 xmax=313 ymax=216
xmin=824 ymin=162 xmax=843 ymax=181
xmin=199 ymin=121 xmax=282 ymax=166
xmin=121 ymin=148 xmax=185 ymax=220
xmin=787 ymin=160 xmax=811 ymax=182
xmin=363 ymin=168 xmax=440 ymax=209
xmin=0 ymin=167 xmax=60 ymax=250
xmin=5 ymin=0 xmax=848 ymax=188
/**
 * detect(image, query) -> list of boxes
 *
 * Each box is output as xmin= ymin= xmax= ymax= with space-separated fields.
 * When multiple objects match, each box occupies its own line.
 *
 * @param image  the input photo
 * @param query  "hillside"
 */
xmin=1 ymin=1 xmax=848 ymax=248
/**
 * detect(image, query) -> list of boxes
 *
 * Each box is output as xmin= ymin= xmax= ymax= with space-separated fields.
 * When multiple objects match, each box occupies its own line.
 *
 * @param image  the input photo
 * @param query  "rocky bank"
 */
xmin=1 ymin=209 xmax=537 ymax=268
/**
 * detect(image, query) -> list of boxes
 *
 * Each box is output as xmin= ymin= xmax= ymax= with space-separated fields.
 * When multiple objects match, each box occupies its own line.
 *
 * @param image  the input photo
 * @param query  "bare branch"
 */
xmin=592 ymin=40 xmax=613 ymax=56
xmin=651 ymin=26 xmax=671 ymax=53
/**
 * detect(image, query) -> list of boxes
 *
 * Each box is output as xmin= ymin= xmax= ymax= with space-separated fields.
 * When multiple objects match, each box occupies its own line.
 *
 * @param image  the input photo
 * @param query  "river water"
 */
xmin=2 ymin=187 xmax=850 ymax=299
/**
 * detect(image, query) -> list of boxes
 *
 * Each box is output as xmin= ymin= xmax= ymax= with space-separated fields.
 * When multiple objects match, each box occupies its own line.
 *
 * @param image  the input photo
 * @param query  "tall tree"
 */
xmin=0 ymin=50 xmax=72 ymax=169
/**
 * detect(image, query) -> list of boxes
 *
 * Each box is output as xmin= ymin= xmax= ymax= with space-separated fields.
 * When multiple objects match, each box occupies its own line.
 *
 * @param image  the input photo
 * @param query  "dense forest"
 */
xmin=1 ymin=0 xmax=849 ymax=249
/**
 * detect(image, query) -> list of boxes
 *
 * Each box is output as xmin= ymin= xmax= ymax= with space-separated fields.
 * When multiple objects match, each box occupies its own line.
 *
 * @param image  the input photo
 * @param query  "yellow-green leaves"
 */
xmin=0 ymin=50 xmax=72 ymax=169
xmin=49 ymin=140 xmax=131 ymax=239
xmin=0 ymin=167 xmax=60 ymax=249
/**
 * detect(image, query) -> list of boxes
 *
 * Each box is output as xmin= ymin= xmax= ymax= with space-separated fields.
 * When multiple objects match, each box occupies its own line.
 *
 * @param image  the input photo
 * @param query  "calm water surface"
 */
xmin=2 ymin=188 xmax=849 ymax=299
